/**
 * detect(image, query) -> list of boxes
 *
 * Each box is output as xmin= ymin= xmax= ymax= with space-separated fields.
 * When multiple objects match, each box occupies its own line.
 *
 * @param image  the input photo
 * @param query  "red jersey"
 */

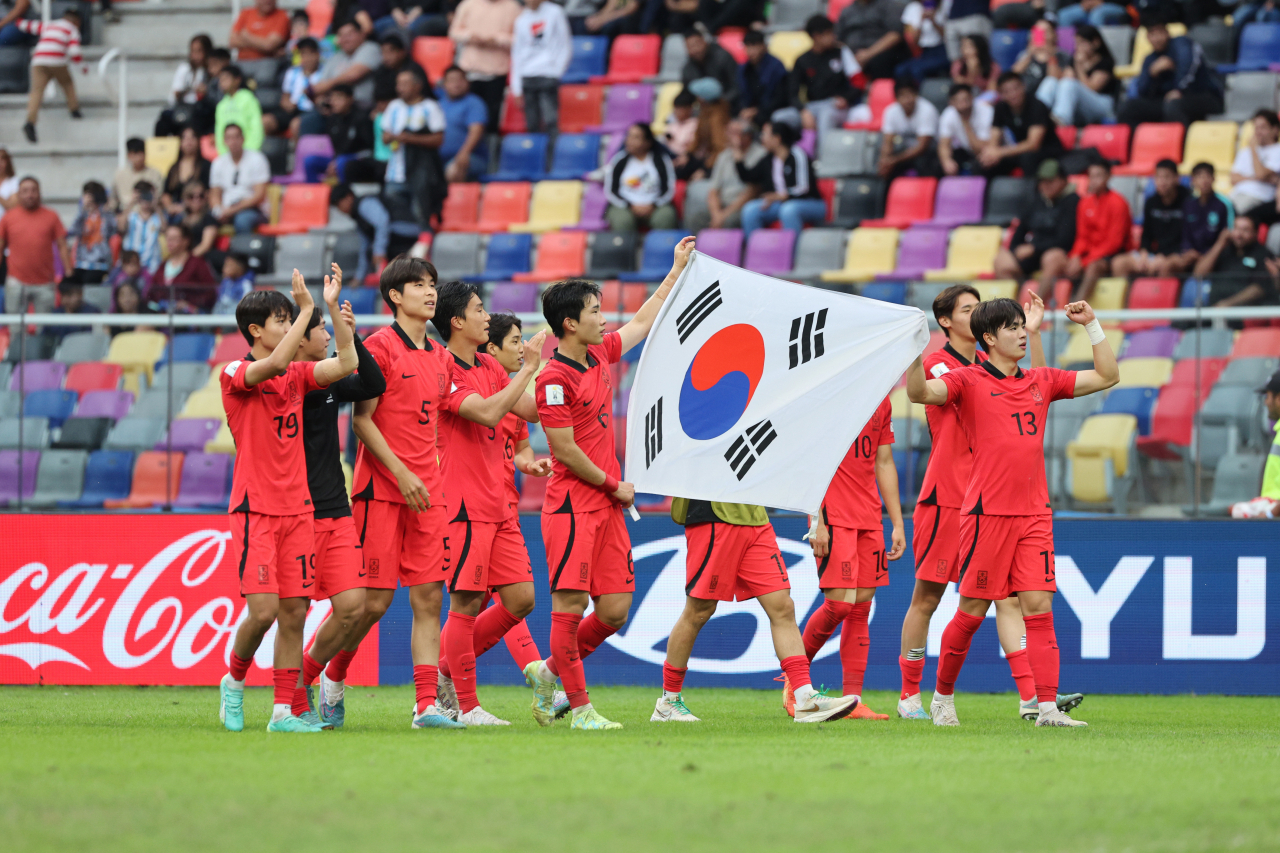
xmin=439 ymin=352 xmax=512 ymax=523
xmin=221 ymin=357 xmax=323 ymax=516
xmin=821 ymin=396 xmax=894 ymax=529
xmin=939 ymin=362 xmax=1077 ymax=517
xmin=918 ymin=342 xmax=987 ymax=509
xmin=352 ymin=322 xmax=452 ymax=505
xmin=501 ymin=411 xmax=528 ymax=509
xmin=534 ymin=331 xmax=622 ymax=515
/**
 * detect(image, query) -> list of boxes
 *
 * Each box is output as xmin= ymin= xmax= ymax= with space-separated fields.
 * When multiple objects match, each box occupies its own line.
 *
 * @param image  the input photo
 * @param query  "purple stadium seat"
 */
xmin=0 ymin=449 xmax=39 ymax=504
xmin=76 ymin=390 xmax=135 ymax=421
xmin=1058 ymin=26 xmax=1075 ymax=54
xmin=174 ymin=451 xmax=231 ymax=508
xmin=743 ymin=229 xmax=797 ymax=277
xmin=697 ymin=229 xmax=744 ymax=265
xmin=603 ymin=130 xmax=625 ymax=162
xmin=8 ymin=360 xmax=66 ymax=392
xmin=159 ymin=418 xmax=222 ymax=453
xmin=917 ymin=177 xmax=986 ymax=229
xmin=488 ymin=283 xmax=540 ymax=312
xmin=1122 ymin=327 xmax=1181 ymax=360
xmin=275 ymin=134 xmax=334 ymax=184
xmin=879 ymin=227 xmax=948 ymax=279
xmin=586 ymin=84 xmax=654 ymax=133
xmin=570 ymin=183 xmax=610 ymax=231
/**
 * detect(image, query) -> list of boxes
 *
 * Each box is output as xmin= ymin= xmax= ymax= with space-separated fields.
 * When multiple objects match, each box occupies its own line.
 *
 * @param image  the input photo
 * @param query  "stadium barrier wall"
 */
xmin=1 ymin=515 xmax=1275 ymax=694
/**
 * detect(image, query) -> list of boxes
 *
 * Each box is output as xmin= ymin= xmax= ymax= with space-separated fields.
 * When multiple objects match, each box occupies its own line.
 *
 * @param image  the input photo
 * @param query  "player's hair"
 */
xmin=970 ymin=297 xmax=1026 ymax=353
xmin=431 ymin=280 xmax=484 ymax=341
xmin=236 ymin=289 xmax=293 ymax=345
xmin=933 ymin=284 xmax=981 ymax=339
xmin=486 ymin=311 xmax=522 ymax=351
xmin=542 ymin=279 xmax=601 ymax=339
xmin=379 ymin=255 xmax=437 ymax=315
xmin=210 ymin=47 xmax=232 ymax=63
xmin=292 ymin=303 xmax=326 ymax=340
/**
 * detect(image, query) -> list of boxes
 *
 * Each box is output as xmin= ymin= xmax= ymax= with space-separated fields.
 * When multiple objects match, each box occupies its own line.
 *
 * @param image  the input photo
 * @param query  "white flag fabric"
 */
xmin=624 ymin=251 xmax=929 ymax=515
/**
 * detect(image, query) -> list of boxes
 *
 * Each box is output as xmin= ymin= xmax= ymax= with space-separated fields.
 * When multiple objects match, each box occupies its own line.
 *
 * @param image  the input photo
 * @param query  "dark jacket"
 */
xmin=789 ymin=47 xmax=861 ymax=108
xmin=683 ymin=43 xmax=742 ymax=112
xmin=1011 ymin=186 xmax=1078 ymax=254
xmin=147 ymin=254 xmax=217 ymax=312
xmin=736 ymin=144 xmax=820 ymax=199
xmin=1133 ymin=36 xmax=1223 ymax=100
xmin=739 ymin=53 xmax=789 ymax=118
xmin=326 ymin=106 xmax=375 ymax=156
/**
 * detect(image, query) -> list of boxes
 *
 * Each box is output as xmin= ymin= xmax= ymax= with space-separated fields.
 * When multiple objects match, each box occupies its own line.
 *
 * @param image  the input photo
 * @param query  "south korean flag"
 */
xmin=625 ymin=251 xmax=929 ymax=516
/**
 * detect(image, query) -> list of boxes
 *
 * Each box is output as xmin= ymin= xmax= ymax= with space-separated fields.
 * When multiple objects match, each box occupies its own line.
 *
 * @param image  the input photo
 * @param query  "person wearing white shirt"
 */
xmin=511 ymin=0 xmax=572 ymax=134
xmin=380 ymin=67 xmax=447 ymax=226
xmin=209 ymin=124 xmax=272 ymax=233
xmin=1229 ymin=109 xmax=1280 ymax=215
xmin=896 ymin=0 xmax=950 ymax=83
xmin=878 ymin=78 xmax=941 ymax=178
xmin=938 ymin=83 xmax=993 ymax=175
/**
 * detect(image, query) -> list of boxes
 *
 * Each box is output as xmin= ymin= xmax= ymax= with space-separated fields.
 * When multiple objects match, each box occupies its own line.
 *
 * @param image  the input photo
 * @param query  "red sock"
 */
xmin=1023 ymin=612 xmax=1060 ymax=704
xmin=802 ymin=598 xmax=854 ymax=661
xmin=1005 ymin=648 xmax=1036 ymax=702
xmin=663 ymin=662 xmax=687 ymax=693
xmin=504 ymin=620 xmax=542 ymax=671
xmin=325 ymin=649 xmax=357 ymax=682
xmin=551 ymin=612 xmax=588 ymax=709
xmin=291 ymin=686 xmax=310 ymax=716
xmin=301 ymin=652 xmax=324 ymax=687
xmin=577 ymin=613 xmax=616 ymax=661
xmin=229 ymin=652 xmax=252 ymax=682
xmin=899 ymin=655 xmax=925 ymax=699
xmin=474 ymin=602 xmax=521 ymax=660
xmin=412 ymin=664 xmax=438 ymax=714
xmin=443 ymin=611 xmax=478 ymax=712
xmin=840 ymin=601 xmax=872 ymax=697
xmin=273 ymin=667 xmax=298 ymax=708
xmin=779 ymin=654 xmax=811 ymax=691
xmin=935 ymin=610 xmax=984 ymax=695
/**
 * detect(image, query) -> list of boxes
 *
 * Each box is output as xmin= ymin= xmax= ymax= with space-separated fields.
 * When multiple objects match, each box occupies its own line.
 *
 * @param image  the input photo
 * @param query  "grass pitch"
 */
xmin=2 ymin=686 xmax=1278 ymax=853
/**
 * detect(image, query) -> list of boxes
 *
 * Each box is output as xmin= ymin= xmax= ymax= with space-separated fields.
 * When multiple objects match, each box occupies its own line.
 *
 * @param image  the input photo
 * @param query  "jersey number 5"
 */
xmin=418 ymin=401 xmax=431 ymax=425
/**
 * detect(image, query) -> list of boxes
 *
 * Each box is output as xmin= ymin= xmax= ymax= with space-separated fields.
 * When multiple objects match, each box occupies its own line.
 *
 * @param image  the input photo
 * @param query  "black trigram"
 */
xmin=677 ymin=280 xmax=722 ymax=343
xmin=788 ymin=309 xmax=827 ymax=369
xmin=644 ymin=397 xmax=663 ymax=468
xmin=724 ymin=420 xmax=777 ymax=481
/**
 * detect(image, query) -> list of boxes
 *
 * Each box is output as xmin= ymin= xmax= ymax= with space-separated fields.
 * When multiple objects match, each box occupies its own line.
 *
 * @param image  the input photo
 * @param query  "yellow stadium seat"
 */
xmin=1115 ymin=23 xmax=1186 ymax=79
xmin=890 ymin=385 xmax=925 ymax=424
xmin=1067 ymin=414 xmax=1138 ymax=506
xmin=508 ymin=181 xmax=584 ymax=233
xmin=821 ymin=227 xmax=900 ymax=283
xmin=265 ymin=183 xmax=284 ymax=225
xmin=145 ymin=137 xmax=180 ymax=178
xmin=1115 ymin=356 xmax=1173 ymax=388
xmin=1180 ymin=121 xmax=1237 ymax=176
xmin=1091 ymin=276 xmax=1128 ymax=316
xmin=105 ymin=330 xmax=167 ymax=393
xmin=974 ymin=279 xmax=1017 ymax=301
xmin=922 ymin=226 xmax=1004 ymax=281
xmin=768 ymin=31 xmax=812 ymax=70
xmin=205 ymin=423 xmax=236 ymax=454
xmin=181 ymin=387 xmax=227 ymax=421
xmin=651 ymin=81 xmax=683 ymax=136
xmin=1239 ymin=120 xmax=1254 ymax=149
xmin=1059 ymin=326 xmax=1124 ymax=366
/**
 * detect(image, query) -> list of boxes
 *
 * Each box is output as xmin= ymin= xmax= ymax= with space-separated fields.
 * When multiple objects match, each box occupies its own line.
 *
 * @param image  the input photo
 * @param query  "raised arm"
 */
xmin=905 ymin=355 xmax=950 ymax=405
xmin=1064 ymin=300 xmax=1119 ymax=397
xmin=545 ymin=425 xmax=634 ymax=507
xmin=1024 ymin=291 xmax=1047 ymax=369
xmin=457 ymin=331 xmax=548 ymax=427
xmin=618 ymin=235 xmax=696 ymax=353
xmin=313 ymin=264 xmax=360 ymax=387
xmin=243 ymin=270 xmax=315 ymax=386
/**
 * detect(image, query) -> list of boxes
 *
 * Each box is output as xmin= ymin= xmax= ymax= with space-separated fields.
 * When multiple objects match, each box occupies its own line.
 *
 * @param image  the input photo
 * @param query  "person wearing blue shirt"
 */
xmin=1118 ymin=13 xmax=1224 ymax=127
xmin=437 ymin=65 xmax=490 ymax=181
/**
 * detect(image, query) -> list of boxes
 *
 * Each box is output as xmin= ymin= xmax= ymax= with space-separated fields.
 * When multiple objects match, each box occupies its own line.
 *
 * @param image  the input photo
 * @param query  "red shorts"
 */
xmin=313 ymin=515 xmax=364 ymax=600
xmin=913 ymin=503 xmax=962 ymax=584
xmin=353 ymin=499 xmax=448 ymax=589
xmin=542 ymin=505 xmax=634 ymax=595
xmin=957 ymin=513 xmax=1057 ymax=600
xmin=230 ymin=512 xmax=314 ymax=599
xmin=685 ymin=522 xmax=790 ymax=602
xmin=817 ymin=526 xmax=888 ymax=589
xmin=447 ymin=514 xmax=533 ymax=592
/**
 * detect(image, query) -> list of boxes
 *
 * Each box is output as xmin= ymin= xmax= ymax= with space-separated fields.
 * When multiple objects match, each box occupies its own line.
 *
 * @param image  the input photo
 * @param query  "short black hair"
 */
xmin=1237 ymin=211 xmax=1258 ymax=231
xmin=996 ymin=70 xmax=1023 ymax=88
xmin=1191 ymin=160 xmax=1215 ymax=178
xmin=379 ymin=255 xmax=436 ymax=315
xmin=223 ymin=122 xmax=244 ymax=138
xmin=126 ymin=137 xmax=145 ymax=154
xmin=804 ymin=14 xmax=834 ymax=36
xmin=292 ymin=303 xmax=325 ymax=341
xmin=673 ymin=90 xmax=696 ymax=108
xmin=1088 ymin=156 xmax=1112 ymax=174
xmin=82 ymin=180 xmax=107 ymax=207
xmin=58 ymin=280 xmax=83 ymax=295
xmin=1254 ymin=108 xmax=1280 ymax=130
xmin=1154 ymin=158 xmax=1179 ymax=174
xmin=1139 ymin=10 xmax=1169 ymax=29
xmin=486 ymin=311 xmax=522 ymax=351
xmin=330 ymin=183 xmax=355 ymax=206
xmin=947 ymin=82 xmax=973 ymax=101
xmin=380 ymin=31 xmax=406 ymax=49
xmin=542 ymin=279 xmax=601 ymax=338
xmin=397 ymin=65 xmax=427 ymax=91
xmin=331 ymin=82 xmax=355 ymax=97
xmin=430 ymin=280 xmax=484 ymax=341
xmin=743 ymin=29 xmax=765 ymax=46
xmin=443 ymin=64 xmax=466 ymax=78
xmin=292 ymin=9 xmax=309 ymax=20
xmin=134 ymin=180 xmax=156 ymax=196
xmin=210 ymin=47 xmax=231 ymax=63
xmin=970 ymin=298 xmax=1026 ymax=353
xmin=297 ymin=36 xmax=320 ymax=52
xmin=768 ymin=119 xmax=798 ymax=147
xmin=236 ymin=289 xmax=293 ymax=345
xmin=62 ymin=7 xmax=80 ymax=20
xmin=683 ymin=27 xmax=706 ymax=40
xmin=894 ymin=78 xmax=918 ymax=97
xmin=220 ymin=63 xmax=245 ymax=82
xmin=933 ymin=284 xmax=981 ymax=339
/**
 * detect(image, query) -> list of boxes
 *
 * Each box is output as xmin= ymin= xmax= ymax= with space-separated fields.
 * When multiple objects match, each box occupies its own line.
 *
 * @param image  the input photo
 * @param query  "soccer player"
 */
xmin=524 ymin=237 xmax=695 ymax=731
xmin=653 ymin=499 xmax=862 ymax=724
xmin=430 ymin=280 xmax=548 ymax=726
xmin=344 ymin=257 xmax=465 ymax=730
xmin=218 ymin=269 xmax=358 ymax=733
xmin=906 ymin=297 xmax=1118 ymax=727
xmin=799 ymin=394 xmax=904 ymax=720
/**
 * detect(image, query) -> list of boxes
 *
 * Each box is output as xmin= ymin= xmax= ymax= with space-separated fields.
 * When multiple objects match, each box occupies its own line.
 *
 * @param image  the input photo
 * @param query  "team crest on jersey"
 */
xmin=708 ymin=574 xmax=719 ymax=592
xmin=976 ymin=570 xmax=988 ymax=589
xmin=579 ymin=561 xmax=589 ymax=581
xmin=288 ymin=378 xmax=300 ymax=404
xmin=841 ymin=561 xmax=852 ymax=579
xmin=474 ymin=563 xmax=483 ymax=584
xmin=257 ymin=565 xmax=268 ymax=584
xmin=439 ymin=375 xmax=448 ymax=396
xmin=368 ymin=558 xmax=380 ymax=579
xmin=1030 ymin=383 xmax=1043 ymax=403
xmin=936 ymin=559 xmax=948 ymax=578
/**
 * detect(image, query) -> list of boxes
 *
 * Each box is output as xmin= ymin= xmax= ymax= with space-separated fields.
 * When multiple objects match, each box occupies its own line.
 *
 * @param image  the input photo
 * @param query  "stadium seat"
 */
xmin=473 ymin=182 xmax=533 ymax=233
xmin=1121 ymin=326 xmax=1180 ymax=359
xmin=509 ymin=181 xmax=584 ymax=233
xmin=30 ymin=449 xmax=88 ymax=507
xmin=559 ymin=85 xmax=606 ymax=134
xmin=599 ymin=281 xmax=648 ymax=313
xmin=1197 ymin=386 xmax=1265 ymax=472
xmin=1115 ymin=357 xmax=1172 ymax=389
xmin=154 ymin=363 xmax=213 ymax=395
xmin=339 ymin=287 xmax=379 ymax=315
xmin=570 ymin=182 xmax=610 ymax=232
xmin=1116 ymin=24 xmax=1186 ymax=79
xmin=832 ymin=177 xmax=886 ymax=228
xmin=650 ymin=81 xmax=683 ymax=136
xmin=431 ymin=232 xmax=484 ymax=281
xmin=1079 ymin=124 xmax=1131 ymax=166
xmin=1171 ymin=327 xmax=1233 ymax=361
xmin=4 ymin=333 xmax=53 ymax=364
xmin=860 ymin=177 xmax=937 ymax=229
xmin=1219 ymin=22 xmax=1280 ymax=73
xmin=205 ymin=423 xmax=236 ymax=455
xmin=24 ymin=389 xmax=77 ymax=428
xmin=105 ymin=331 xmax=168 ymax=392
xmin=1114 ymin=124 xmax=1184 ymax=176
xmin=1099 ymin=386 xmax=1159 ymax=434
xmin=651 ymin=32 xmax=689 ymax=83
xmin=75 ymin=389 xmax=134 ymax=421
xmin=563 ymin=36 xmax=608 ymax=83
xmin=716 ymin=29 xmax=748 ymax=63
xmin=1219 ymin=357 xmax=1279 ymax=388
xmin=259 ymin=184 xmax=330 ymax=235
xmin=488 ymin=283 xmax=540 ymax=312
xmin=68 ymin=449 xmax=135 ymax=507
xmin=882 ymin=227 xmax=948 ymax=279
xmin=771 ymin=0 xmax=825 ymax=30
xmin=890 ymin=385 xmax=925 ymax=423
xmin=975 ymin=279 xmax=1017 ymax=301
xmin=513 ymin=232 xmax=588 ymax=282
xmin=1092 ymin=276 xmax=1128 ymax=315
xmin=160 ymin=333 xmax=216 ymax=366
xmin=923 ymin=226 xmax=1003 ymax=280
xmin=1098 ymin=25 xmax=1133 ymax=66
xmin=1231 ymin=327 xmax=1280 ymax=359
xmin=486 ymin=134 xmax=550 ymax=183
xmin=467 ymin=233 xmax=534 ymax=281
xmin=767 ymin=30 xmax=812 ymax=69
xmin=591 ymin=34 xmax=660 ymax=83
xmin=548 ymin=134 xmax=602 ymax=180
xmin=619 ymin=230 xmax=693 ymax=281
xmin=165 ymin=418 xmax=223 ymax=453
xmin=439 ymin=183 xmax=482 ymax=231
xmin=145 ymin=136 xmax=180 ymax=176
xmin=261 ymin=135 xmax=289 ymax=176
xmin=1136 ymin=384 xmax=1198 ymax=459
xmin=105 ymin=416 xmax=168 ymax=451
xmin=1059 ymin=327 xmax=1124 ymax=366
xmin=106 ymin=450 xmax=185 ymax=509
xmin=1121 ymin=277 xmax=1180 ymax=332
xmin=1179 ymin=122 xmax=1237 ymax=177
xmin=1223 ymin=72 xmax=1279 ymax=122
xmin=1168 ymin=356 xmax=1228 ymax=394
xmin=919 ymin=176 xmax=986 ymax=229
xmin=411 ymin=36 xmax=455 ymax=83
xmin=1067 ymin=414 xmax=1138 ymax=511
xmin=54 ymin=417 xmax=112 ymax=450
xmin=860 ymin=282 xmax=908 ymax=303
xmin=131 ymin=388 xmax=189 ymax=420
xmin=982 ymin=177 xmax=1034 ymax=226
xmin=816 ymin=130 xmax=879 ymax=178
xmin=991 ymin=29 xmax=1029 ymax=70
xmin=228 ymin=233 xmax=275 ymax=275
xmin=180 ymin=388 xmax=226 ymax=420
xmin=174 ymin=451 xmax=232 ymax=508
xmin=8 ymin=360 xmax=66 ymax=392
xmin=587 ymin=83 xmax=655 ymax=133
xmin=54 ymin=331 xmax=111 ymax=364
xmin=0 ymin=449 xmax=38 ymax=504
xmin=845 ymin=79 xmax=895 ymax=131
xmin=274 ymin=135 xmax=333 ymax=185
xmin=1195 ymin=452 xmax=1267 ymax=514
xmin=821 ymin=228 xmax=899 ymax=282
xmin=784 ymin=228 xmax=847 ymax=280
xmin=0 ymin=417 xmax=50 ymax=449
xmin=743 ymin=229 xmax=797 ymax=277
xmin=696 ymin=229 xmax=744 ymax=265
xmin=587 ymin=232 xmax=639 ymax=279
xmin=209 ymin=334 xmax=249 ymax=367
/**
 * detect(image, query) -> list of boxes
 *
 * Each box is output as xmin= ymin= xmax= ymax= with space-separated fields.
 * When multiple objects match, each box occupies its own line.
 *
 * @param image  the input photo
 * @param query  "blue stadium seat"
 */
xmin=465 ymin=233 xmax=533 ymax=282
xmin=341 ymin=287 xmax=379 ymax=315
xmin=618 ymin=230 xmax=693 ymax=282
xmin=1219 ymin=23 xmax=1280 ymax=72
xmin=66 ymin=449 xmax=134 ymax=507
xmin=893 ymin=448 xmax=926 ymax=502
xmin=1099 ymin=387 xmax=1158 ymax=435
xmin=1180 ymin=277 xmax=1210 ymax=308
xmin=548 ymin=133 xmax=602 ymax=180
xmin=563 ymin=36 xmax=609 ymax=83
xmin=991 ymin=30 xmax=1029 ymax=71
xmin=860 ymin=282 xmax=908 ymax=304
xmin=484 ymin=134 xmax=550 ymax=182
xmin=158 ymin=333 xmax=215 ymax=366
xmin=24 ymin=389 xmax=77 ymax=428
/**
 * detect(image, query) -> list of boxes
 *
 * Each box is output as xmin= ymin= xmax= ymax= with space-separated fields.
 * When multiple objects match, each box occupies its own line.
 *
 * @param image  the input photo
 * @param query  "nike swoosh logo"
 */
xmin=262 ymin=390 xmax=279 ymax=395
xmin=302 ymin=582 xmax=313 ymax=588
xmin=402 ymin=373 xmax=416 ymax=379
xmin=990 ymin=392 xmax=1005 ymax=396
xmin=357 ymin=571 xmax=367 ymax=578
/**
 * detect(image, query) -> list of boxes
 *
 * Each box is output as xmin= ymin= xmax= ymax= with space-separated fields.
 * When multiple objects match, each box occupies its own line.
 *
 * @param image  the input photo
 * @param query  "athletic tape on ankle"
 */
xmin=1084 ymin=319 xmax=1106 ymax=346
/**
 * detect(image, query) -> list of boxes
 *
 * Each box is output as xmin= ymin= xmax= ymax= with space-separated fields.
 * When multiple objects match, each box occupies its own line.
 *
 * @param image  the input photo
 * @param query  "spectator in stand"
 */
xmin=179 ymin=182 xmax=225 ymax=274
xmin=214 ymin=65 xmax=265 ymax=156
xmin=210 ymin=124 xmax=271 ymax=233
xmin=836 ymin=0 xmax=909 ymax=81
xmin=112 ymin=138 xmax=164 ymax=215
xmin=1067 ymin=158 xmax=1131 ymax=301
xmin=0 ymin=0 xmax=31 ymax=45
xmin=331 ymin=184 xmax=405 ymax=283
xmin=109 ymin=280 xmax=154 ymax=337
xmin=119 ymin=183 xmax=166 ymax=275
xmin=1114 ymin=159 xmax=1191 ymax=278
xmin=46 ymin=281 xmax=102 ymax=341
xmin=303 ymin=84 xmax=375 ymax=182
xmin=106 ymin=250 xmax=152 ymax=294
xmin=160 ymin=127 xmax=212 ymax=219
xmin=897 ymin=0 xmax=949 ymax=83
xmin=68 ymin=181 xmax=117 ymax=285
xmin=1036 ymin=24 xmax=1118 ymax=126
xmin=438 ymin=65 xmax=490 ymax=182
xmin=156 ymin=34 xmax=212 ymax=137
xmin=1193 ymin=213 xmax=1279 ymax=314
xmin=603 ymin=122 xmax=679 ymax=231
xmin=147 ymin=224 xmax=217 ymax=314
xmin=450 ymin=0 xmax=522 ymax=132
xmin=665 ymin=90 xmax=701 ymax=173
xmin=684 ymin=77 xmax=732 ymax=180
xmin=0 ymin=147 xmax=17 ymax=215
xmin=512 ymin=0 xmax=572 ymax=135
xmin=309 ymin=20 xmax=383 ymax=122
xmin=229 ymin=0 xmax=291 ymax=86
xmin=736 ymin=119 xmax=825 ymax=237
xmin=17 ymin=6 xmax=85 ymax=144
xmin=1229 ymin=109 xmax=1280 ymax=216
xmin=372 ymin=33 xmax=426 ymax=109
xmin=287 ymin=9 xmax=314 ymax=53
xmin=1118 ymin=14 xmax=1224 ymax=126
xmin=212 ymin=253 xmax=255 ymax=315
xmin=264 ymin=37 xmax=323 ymax=136
xmin=1011 ymin=19 xmax=1070 ymax=97
xmin=878 ymin=78 xmax=940 ymax=179
xmin=651 ymin=0 xmax=765 ymax=35
xmin=738 ymin=30 xmax=788 ymax=127
xmin=944 ymin=0 xmax=990 ymax=64
xmin=381 ymin=67 xmax=448 ymax=228
xmin=687 ymin=118 xmax=765 ymax=232
xmin=381 ymin=0 xmax=454 ymax=40
xmin=196 ymin=48 xmax=232 ymax=135
xmin=980 ymin=71 xmax=1062 ymax=176
xmin=1232 ymin=1 xmax=1280 ymax=52
xmin=1177 ymin=162 xmax=1234 ymax=270
xmin=1058 ymin=0 xmax=1130 ymax=26
xmin=938 ymin=83 xmax=993 ymax=176
xmin=566 ymin=0 xmax=641 ymax=38
xmin=0 ymin=177 xmax=72 ymax=315
xmin=993 ymin=158 xmax=1077 ymax=296
xmin=682 ymin=29 xmax=741 ymax=114
xmin=790 ymin=15 xmax=861 ymax=146
xmin=950 ymin=33 xmax=999 ymax=101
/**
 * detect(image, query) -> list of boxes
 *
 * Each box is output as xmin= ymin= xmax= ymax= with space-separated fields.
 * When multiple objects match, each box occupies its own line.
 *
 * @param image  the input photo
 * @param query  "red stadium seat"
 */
xmin=599 ymin=281 xmax=648 ymax=313
xmin=210 ymin=333 xmax=248 ymax=365
xmin=1231 ymin=327 xmax=1280 ymax=359
xmin=200 ymin=134 xmax=217 ymax=161
xmin=1056 ymin=125 xmax=1078 ymax=149
xmin=859 ymin=177 xmax=937 ymax=228
xmin=1114 ymin=123 xmax=1184 ymax=176
xmin=475 ymin=182 xmax=533 ymax=233
xmin=590 ymin=34 xmax=661 ymax=83
xmin=512 ymin=232 xmax=588 ymax=281
xmin=1136 ymin=385 xmax=1198 ymax=459
xmin=1168 ymin=357 xmax=1227 ymax=398
xmin=828 ymin=0 xmax=854 ymax=19
xmin=106 ymin=451 xmax=184 ymax=508
xmin=845 ymin=79 xmax=894 ymax=130
xmin=259 ymin=184 xmax=330 ymax=235
xmin=1079 ymin=124 xmax=1131 ymax=165
xmin=1122 ymin=277 xmax=1180 ymax=332
xmin=818 ymin=178 xmax=836 ymax=220
xmin=717 ymin=29 xmax=748 ymax=63
xmin=673 ymin=179 xmax=687 ymax=220
xmin=499 ymin=91 xmax=527 ymax=134
xmin=64 ymin=362 xmax=123 ymax=395
xmin=559 ymin=85 xmax=606 ymax=134
xmin=439 ymin=182 xmax=482 ymax=231
xmin=411 ymin=37 xmax=455 ymax=85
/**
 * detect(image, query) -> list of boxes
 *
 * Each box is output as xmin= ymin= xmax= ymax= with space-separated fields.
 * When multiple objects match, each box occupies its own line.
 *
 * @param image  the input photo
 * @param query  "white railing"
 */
xmin=97 ymin=48 xmax=128 ymax=170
